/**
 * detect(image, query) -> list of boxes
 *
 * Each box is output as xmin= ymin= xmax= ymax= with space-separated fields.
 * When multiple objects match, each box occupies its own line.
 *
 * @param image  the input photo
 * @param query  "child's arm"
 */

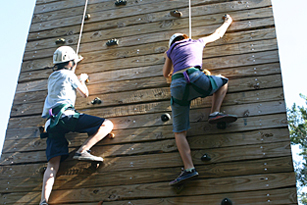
xmin=200 ymin=14 xmax=233 ymax=45
xmin=76 ymin=73 xmax=89 ymax=98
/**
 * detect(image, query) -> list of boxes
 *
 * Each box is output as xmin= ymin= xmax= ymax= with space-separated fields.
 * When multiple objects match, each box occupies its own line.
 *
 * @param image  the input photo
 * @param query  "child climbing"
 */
xmin=163 ymin=14 xmax=237 ymax=186
xmin=39 ymin=46 xmax=114 ymax=205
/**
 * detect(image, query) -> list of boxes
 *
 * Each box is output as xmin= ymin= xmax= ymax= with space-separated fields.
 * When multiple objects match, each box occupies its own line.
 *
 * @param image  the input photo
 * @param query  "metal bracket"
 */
xmin=115 ymin=0 xmax=127 ymax=6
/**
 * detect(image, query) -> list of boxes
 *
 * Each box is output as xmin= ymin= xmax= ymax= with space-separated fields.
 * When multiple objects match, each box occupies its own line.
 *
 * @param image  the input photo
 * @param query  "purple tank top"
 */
xmin=166 ymin=38 xmax=206 ymax=73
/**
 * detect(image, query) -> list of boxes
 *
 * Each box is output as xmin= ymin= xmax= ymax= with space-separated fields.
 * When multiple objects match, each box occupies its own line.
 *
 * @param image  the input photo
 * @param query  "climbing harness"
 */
xmin=171 ymin=68 xmax=218 ymax=106
xmin=40 ymin=104 xmax=80 ymax=138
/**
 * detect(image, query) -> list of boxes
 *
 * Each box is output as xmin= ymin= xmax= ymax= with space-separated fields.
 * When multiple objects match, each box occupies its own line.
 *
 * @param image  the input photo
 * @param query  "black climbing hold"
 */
xmin=221 ymin=198 xmax=232 ymax=205
xmin=217 ymin=121 xmax=227 ymax=129
xmin=161 ymin=113 xmax=171 ymax=122
xmin=55 ymin=38 xmax=66 ymax=45
xmin=170 ymin=10 xmax=182 ymax=18
xmin=91 ymin=97 xmax=102 ymax=105
xmin=85 ymin=14 xmax=91 ymax=20
xmin=115 ymin=0 xmax=127 ymax=6
xmin=201 ymin=153 xmax=211 ymax=161
xmin=106 ymin=39 xmax=119 ymax=46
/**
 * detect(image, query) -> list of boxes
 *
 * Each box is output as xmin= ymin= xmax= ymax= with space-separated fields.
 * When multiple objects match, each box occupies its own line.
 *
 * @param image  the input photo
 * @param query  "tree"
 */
xmin=287 ymin=94 xmax=307 ymax=204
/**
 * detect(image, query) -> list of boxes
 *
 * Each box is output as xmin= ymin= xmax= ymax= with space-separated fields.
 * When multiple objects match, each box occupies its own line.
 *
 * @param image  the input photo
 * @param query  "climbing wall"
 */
xmin=0 ymin=0 xmax=298 ymax=204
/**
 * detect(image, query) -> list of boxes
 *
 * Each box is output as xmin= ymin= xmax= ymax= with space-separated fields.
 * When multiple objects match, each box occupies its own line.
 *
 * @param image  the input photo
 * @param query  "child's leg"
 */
xmin=77 ymin=119 xmax=113 ymax=153
xmin=174 ymin=130 xmax=194 ymax=170
xmin=40 ymin=156 xmax=61 ymax=204
xmin=211 ymin=82 xmax=228 ymax=113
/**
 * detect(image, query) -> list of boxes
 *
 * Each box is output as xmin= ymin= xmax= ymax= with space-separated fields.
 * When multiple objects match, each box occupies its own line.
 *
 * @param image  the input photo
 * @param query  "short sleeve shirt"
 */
xmin=42 ymin=69 xmax=82 ymax=118
xmin=166 ymin=38 xmax=206 ymax=73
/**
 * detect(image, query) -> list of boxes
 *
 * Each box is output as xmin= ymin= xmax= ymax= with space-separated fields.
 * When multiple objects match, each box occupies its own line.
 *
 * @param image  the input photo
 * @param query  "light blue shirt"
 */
xmin=42 ymin=69 xmax=82 ymax=118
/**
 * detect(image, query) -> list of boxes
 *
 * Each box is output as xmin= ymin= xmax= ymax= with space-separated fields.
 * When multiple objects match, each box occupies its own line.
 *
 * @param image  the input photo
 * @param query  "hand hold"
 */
xmin=91 ymin=97 xmax=102 ymax=105
xmin=115 ymin=0 xmax=127 ymax=6
xmin=106 ymin=39 xmax=119 ymax=46
xmin=161 ymin=113 xmax=171 ymax=122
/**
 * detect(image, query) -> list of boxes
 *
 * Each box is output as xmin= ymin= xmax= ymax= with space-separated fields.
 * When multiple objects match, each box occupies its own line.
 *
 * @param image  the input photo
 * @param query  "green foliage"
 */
xmin=288 ymin=94 xmax=307 ymax=204
xmin=288 ymin=94 xmax=307 ymax=147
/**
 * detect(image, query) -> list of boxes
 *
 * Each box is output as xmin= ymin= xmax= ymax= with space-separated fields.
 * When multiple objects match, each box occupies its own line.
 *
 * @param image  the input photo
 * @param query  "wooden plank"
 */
xmin=56 ymin=187 xmax=297 ymax=205
xmin=15 ymin=73 xmax=282 ymax=107
xmin=0 ymin=187 xmax=297 ymax=205
xmin=14 ymin=64 xmax=282 ymax=107
xmin=26 ymin=6 xmax=274 ymax=53
xmin=22 ymin=16 xmax=276 ymax=72
xmin=2 ymin=121 xmax=288 ymax=153
xmin=0 ymin=172 xmax=295 ymax=204
xmin=0 ymin=156 xmax=293 ymax=193
xmin=23 ymin=37 xmax=277 ymax=68
xmin=0 ymin=129 xmax=290 ymax=165
xmin=5 ymin=112 xmax=288 ymax=153
xmin=7 ymin=93 xmax=286 ymax=129
xmin=10 ymin=79 xmax=283 ymax=118
xmin=29 ymin=0 xmax=270 ymax=32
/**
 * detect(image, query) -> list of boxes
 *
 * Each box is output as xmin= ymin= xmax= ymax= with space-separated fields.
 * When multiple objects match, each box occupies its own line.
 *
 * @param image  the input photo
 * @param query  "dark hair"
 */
xmin=170 ymin=34 xmax=189 ymax=46
xmin=53 ymin=60 xmax=74 ymax=71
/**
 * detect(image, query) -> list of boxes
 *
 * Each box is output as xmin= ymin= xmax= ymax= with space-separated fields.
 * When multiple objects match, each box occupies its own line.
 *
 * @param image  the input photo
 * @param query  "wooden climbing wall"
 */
xmin=0 ymin=0 xmax=298 ymax=204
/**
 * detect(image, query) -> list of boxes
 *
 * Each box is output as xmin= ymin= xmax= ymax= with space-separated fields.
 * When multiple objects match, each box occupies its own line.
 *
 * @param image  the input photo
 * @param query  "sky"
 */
xmin=0 ymin=0 xmax=306 ymax=178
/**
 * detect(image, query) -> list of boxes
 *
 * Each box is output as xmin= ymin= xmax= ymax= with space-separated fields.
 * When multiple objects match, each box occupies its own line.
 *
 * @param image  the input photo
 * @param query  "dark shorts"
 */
xmin=45 ymin=113 xmax=105 ymax=162
xmin=170 ymin=70 xmax=228 ymax=132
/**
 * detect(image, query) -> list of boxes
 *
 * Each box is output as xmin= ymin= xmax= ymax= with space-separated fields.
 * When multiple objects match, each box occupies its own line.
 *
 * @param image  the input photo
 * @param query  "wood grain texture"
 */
xmin=0 ymin=0 xmax=297 ymax=204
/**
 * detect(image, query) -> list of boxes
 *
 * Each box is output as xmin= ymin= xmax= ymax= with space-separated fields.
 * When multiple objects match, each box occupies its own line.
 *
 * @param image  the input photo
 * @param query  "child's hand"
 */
xmin=79 ymin=73 xmax=89 ymax=82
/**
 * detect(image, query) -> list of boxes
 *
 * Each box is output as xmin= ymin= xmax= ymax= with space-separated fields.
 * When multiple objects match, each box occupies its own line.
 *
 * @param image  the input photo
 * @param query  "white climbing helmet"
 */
xmin=53 ymin=46 xmax=83 ymax=64
xmin=168 ymin=33 xmax=184 ymax=47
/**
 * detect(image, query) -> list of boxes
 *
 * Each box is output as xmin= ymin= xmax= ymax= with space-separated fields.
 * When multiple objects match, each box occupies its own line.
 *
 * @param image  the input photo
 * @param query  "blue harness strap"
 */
xmin=171 ymin=68 xmax=217 ymax=106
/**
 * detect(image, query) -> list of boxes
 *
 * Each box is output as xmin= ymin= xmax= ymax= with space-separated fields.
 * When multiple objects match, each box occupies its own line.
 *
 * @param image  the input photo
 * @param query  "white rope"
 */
xmin=76 ymin=0 xmax=89 ymax=55
xmin=188 ymin=0 xmax=192 ymax=38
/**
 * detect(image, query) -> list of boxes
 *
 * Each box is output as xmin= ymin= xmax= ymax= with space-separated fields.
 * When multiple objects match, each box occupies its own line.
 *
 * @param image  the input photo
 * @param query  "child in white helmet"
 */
xmin=163 ymin=14 xmax=236 ymax=186
xmin=39 ymin=46 xmax=114 ymax=205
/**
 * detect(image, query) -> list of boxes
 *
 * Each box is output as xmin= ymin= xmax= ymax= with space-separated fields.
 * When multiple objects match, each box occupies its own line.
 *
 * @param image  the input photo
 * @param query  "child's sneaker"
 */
xmin=73 ymin=150 xmax=104 ymax=162
xmin=169 ymin=168 xmax=199 ymax=186
xmin=208 ymin=112 xmax=237 ymax=124
xmin=39 ymin=200 xmax=48 ymax=205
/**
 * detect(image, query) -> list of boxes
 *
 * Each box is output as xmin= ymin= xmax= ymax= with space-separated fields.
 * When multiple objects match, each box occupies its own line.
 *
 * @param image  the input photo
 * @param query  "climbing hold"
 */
xmin=91 ymin=97 xmax=102 ymax=105
xmin=55 ymin=38 xmax=66 ymax=45
xmin=106 ymin=39 xmax=119 ymax=46
xmin=221 ymin=198 xmax=232 ymax=205
xmin=217 ymin=121 xmax=227 ymax=129
xmin=85 ymin=14 xmax=91 ymax=20
xmin=115 ymin=0 xmax=127 ymax=6
xmin=39 ymin=166 xmax=47 ymax=176
xmin=170 ymin=10 xmax=182 ymax=18
xmin=201 ymin=153 xmax=211 ymax=161
xmin=107 ymin=133 xmax=115 ymax=139
xmin=161 ymin=113 xmax=171 ymax=122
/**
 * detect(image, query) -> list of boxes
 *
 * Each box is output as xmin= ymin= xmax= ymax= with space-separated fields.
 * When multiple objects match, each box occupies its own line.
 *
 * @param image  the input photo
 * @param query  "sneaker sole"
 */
xmin=208 ymin=115 xmax=237 ymax=124
xmin=169 ymin=173 xmax=199 ymax=186
xmin=73 ymin=156 xmax=104 ymax=162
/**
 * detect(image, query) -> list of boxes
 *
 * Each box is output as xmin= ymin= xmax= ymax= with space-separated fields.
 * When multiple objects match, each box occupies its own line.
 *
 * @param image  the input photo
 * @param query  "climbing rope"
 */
xmin=76 ymin=0 xmax=89 ymax=55
xmin=72 ymin=0 xmax=89 ymax=72
xmin=189 ymin=0 xmax=192 ymax=38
